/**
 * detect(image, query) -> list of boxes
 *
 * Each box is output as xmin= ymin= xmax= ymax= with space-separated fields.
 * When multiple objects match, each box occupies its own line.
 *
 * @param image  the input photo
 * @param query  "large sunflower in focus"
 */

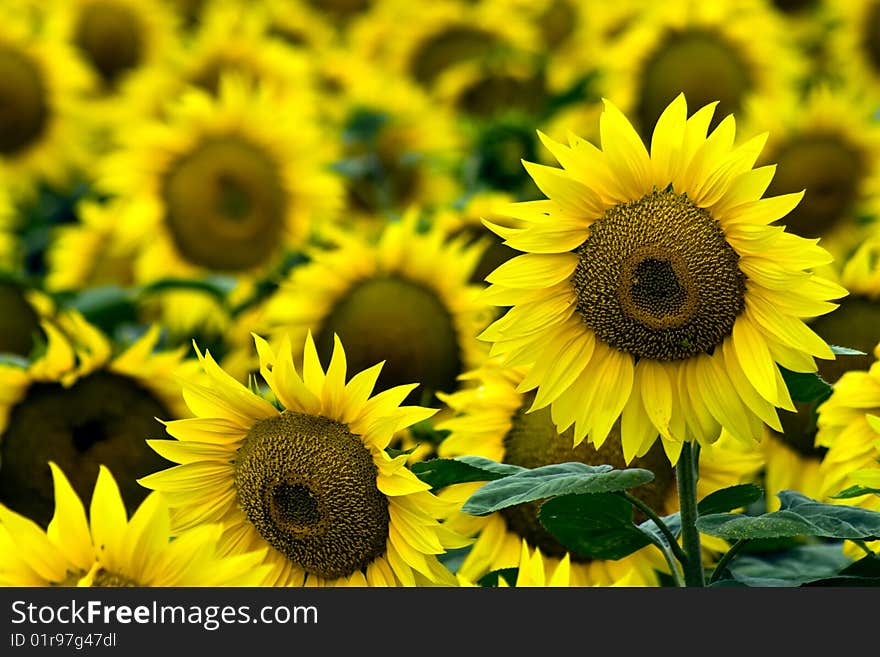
xmin=97 ymin=75 xmax=342 ymax=334
xmin=0 ymin=462 xmax=269 ymax=586
xmin=257 ymin=212 xmax=494 ymax=407
xmin=479 ymin=93 xmax=845 ymax=459
xmin=139 ymin=333 xmax=466 ymax=586
xmin=742 ymin=83 xmax=880 ymax=259
xmin=0 ymin=310 xmax=195 ymax=526
xmin=599 ymin=0 xmax=806 ymax=140
xmin=436 ymin=362 xmax=765 ymax=586
xmin=0 ymin=7 xmax=92 ymax=198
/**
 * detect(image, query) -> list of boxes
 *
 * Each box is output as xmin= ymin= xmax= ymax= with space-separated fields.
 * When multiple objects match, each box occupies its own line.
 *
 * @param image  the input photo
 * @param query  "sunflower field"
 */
xmin=2 ymin=0 xmax=880 ymax=592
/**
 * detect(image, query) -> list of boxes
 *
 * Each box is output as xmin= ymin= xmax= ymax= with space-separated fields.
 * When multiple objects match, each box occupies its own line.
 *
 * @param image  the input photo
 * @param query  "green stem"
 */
xmin=677 ymin=442 xmax=705 ymax=587
xmin=620 ymin=492 xmax=688 ymax=565
xmin=709 ymin=539 xmax=751 ymax=584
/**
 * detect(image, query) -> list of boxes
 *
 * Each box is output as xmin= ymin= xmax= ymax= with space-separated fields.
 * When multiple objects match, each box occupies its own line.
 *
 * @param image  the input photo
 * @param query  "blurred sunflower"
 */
xmin=97 ymin=75 xmax=342 ymax=336
xmin=258 ymin=0 xmax=342 ymax=52
xmin=259 ymin=211 xmax=494 ymax=407
xmin=599 ymin=0 xmax=805 ymax=139
xmin=479 ymin=94 xmax=845 ymax=458
xmin=139 ymin=332 xmax=467 ymax=586
xmin=320 ymin=54 xmax=463 ymax=232
xmin=348 ymin=0 xmax=538 ymax=93
xmin=817 ymin=342 xmax=880 ymax=507
xmin=0 ymin=310 xmax=195 ymax=526
xmin=0 ymin=7 xmax=92 ymax=198
xmin=742 ymin=84 xmax=880 ymax=258
xmin=0 ymin=462 xmax=269 ymax=586
xmin=435 ymin=362 xmax=764 ymax=586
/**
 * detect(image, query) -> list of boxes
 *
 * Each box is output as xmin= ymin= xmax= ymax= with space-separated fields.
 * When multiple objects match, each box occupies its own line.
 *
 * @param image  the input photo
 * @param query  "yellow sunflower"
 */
xmin=0 ymin=462 xmax=269 ymax=586
xmin=0 ymin=6 xmax=92 ymax=198
xmin=816 ymin=342 xmax=880 ymax=510
xmin=435 ymin=362 xmax=765 ymax=586
xmin=97 ymin=74 xmax=343 ymax=335
xmin=0 ymin=309 xmax=196 ymax=527
xmin=138 ymin=332 xmax=467 ymax=586
xmin=479 ymin=93 xmax=845 ymax=460
xmin=258 ymin=0 xmax=341 ymax=52
xmin=741 ymin=83 xmax=880 ymax=259
xmin=598 ymin=0 xmax=806 ymax=140
xmin=257 ymin=211 xmax=494 ymax=408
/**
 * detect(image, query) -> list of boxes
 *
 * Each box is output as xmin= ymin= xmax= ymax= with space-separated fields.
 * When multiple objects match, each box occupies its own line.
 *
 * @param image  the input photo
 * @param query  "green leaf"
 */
xmin=698 ymin=484 xmax=764 ymax=515
xmin=462 ymin=463 xmax=654 ymax=516
xmin=697 ymin=490 xmax=880 ymax=541
xmin=638 ymin=512 xmax=682 ymax=543
xmin=803 ymin=553 xmax=880 ymax=586
xmin=714 ymin=543 xmax=853 ymax=587
xmin=0 ymin=353 xmax=30 ymax=369
xmin=538 ymin=493 xmax=652 ymax=560
xmin=410 ymin=456 xmax=524 ymax=490
xmin=831 ymin=485 xmax=880 ymax=499
xmin=829 ymin=344 xmax=868 ymax=356
xmin=779 ymin=367 xmax=833 ymax=404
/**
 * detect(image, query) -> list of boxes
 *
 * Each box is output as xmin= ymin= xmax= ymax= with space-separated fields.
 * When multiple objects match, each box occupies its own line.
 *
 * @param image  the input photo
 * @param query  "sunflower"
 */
xmin=258 ymin=211 xmax=495 ymax=408
xmin=320 ymin=53 xmax=463 ymax=232
xmin=258 ymin=0 xmax=343 ymax=52
xmin=348 ymin=0 xmax=538 ymax=94
xmin=138 ymin=332 xmax=467 ymax=586
xmin=0 ymin=462 xmax=269 ymax=586
xmin=816 ymin=342 xmax=880 ymax=513
xmin=0 ymin=309 xmax=197 ymax=527
xmin=0 ymin=6 xmax=93 ymax=198
xmin=435 ymin=362 xmax=765 ymax=586
xmin=598 ymin=0 xmax=806 ymax=140
xmin=741 ymin=83 xmax=880 ymax=259
xmin=478 ymin=93 xmax=845 ymax=460
xmin=97 ymin=74 xmax=342 ymax=335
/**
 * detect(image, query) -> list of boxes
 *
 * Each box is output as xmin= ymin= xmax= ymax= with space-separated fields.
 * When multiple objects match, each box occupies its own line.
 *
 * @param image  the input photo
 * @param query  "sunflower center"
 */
xmin=409 ymin=27 xmax=501 ymax=86
xmin=315 ymin=276 xmax=462 ymax=401
xmin=0 ymin=371 xmax=172 ymax=527
xmin=772 ymin=0 xmax=818 ymax=12
xmin=161 ymin=136 xmax=287 ymax=272
xmin=234 ymin=410 xmax=389 ymax=580
xmin=304 ymin=0 xmax=371 ymax=22
xmin=455 ymin=73 xmax=547 ymax=120
xmin=574 ymin=188 xmax=746 ymax=361
xmin=0 ymin=284 xmax=43 ymax=357
xmin=774 ymin=400 xmax=828 ymax=460
xmin=864 ymin=1 xmax=880 ymax=74
xmin=500 ymin=392 xmax=675 ymax=562
xmin=637 ymin=29 xmax=751 ymax=136
xmin=766 ymin=134 xmax=864 ymax=239
xmin=74 ymin=1 xmax=144 ymax=87
xmin=0 ymin=45 xmax=48 ymax=155
xmin=89 ymin=569 xmax=140 ymax=587
xmin=808 ymin=295 xmax=880 ymax=383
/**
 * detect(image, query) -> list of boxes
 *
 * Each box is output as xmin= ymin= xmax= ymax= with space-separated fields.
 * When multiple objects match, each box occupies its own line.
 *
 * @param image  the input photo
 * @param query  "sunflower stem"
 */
xmin=620 ymin=492 xmax=688 ymax=566
xmin=676 ymin=441 xmax=705 ymax=587
xmin=709 ymin=538 xmax=751 ymax=584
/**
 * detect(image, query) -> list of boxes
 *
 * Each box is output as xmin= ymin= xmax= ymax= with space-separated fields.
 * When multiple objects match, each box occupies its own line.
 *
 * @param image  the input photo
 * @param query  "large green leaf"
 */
xmin=538 ymin=493 xmax=652 ymax=560
xmin=461 ymin=463 xmax=655 ymax=516
xmin=410 ymin=456 xmax=525 ymax=490
xmin=803 ymin=553 xmax=880 ymax=587
xmin=697 ymin=491 xmax=880 ymax=540
xmin=638 ymin=512 xmax=682 ymax=543
xmin=711 ymin=543 xmax=853 ymax=587
xmin=697 ymin=484 xmax=764 ymax=515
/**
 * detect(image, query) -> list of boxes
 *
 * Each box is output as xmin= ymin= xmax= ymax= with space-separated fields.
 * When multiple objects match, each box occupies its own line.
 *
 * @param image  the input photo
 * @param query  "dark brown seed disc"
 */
xmin=0 ymin=45 xmax=48 ymax=155
xmin=74 ymin=1 xmax=144 ymax=87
